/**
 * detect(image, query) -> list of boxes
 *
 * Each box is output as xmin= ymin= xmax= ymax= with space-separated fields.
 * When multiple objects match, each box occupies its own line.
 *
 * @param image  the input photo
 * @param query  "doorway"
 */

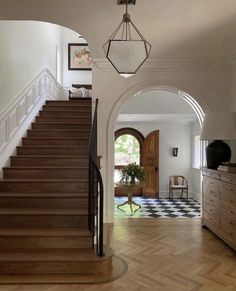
xmin=114 ymin=128 xmax=159 ymax=197
xmin=111 ymin=86 xmax=205 ymax=220
xmin=114 ymin=128 xmax=144 ymax=196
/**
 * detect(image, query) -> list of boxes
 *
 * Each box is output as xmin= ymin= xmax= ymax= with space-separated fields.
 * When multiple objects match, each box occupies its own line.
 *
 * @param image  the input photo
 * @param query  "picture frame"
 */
xmin=68 ymin=43 xmax=92 ymax=71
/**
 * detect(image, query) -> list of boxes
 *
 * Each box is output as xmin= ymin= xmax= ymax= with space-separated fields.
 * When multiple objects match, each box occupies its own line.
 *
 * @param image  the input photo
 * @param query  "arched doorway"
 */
xmin=114 ymin=128 xmax=144 ymax=196
xmin=106 ymin=83 xmax=208 ymax=222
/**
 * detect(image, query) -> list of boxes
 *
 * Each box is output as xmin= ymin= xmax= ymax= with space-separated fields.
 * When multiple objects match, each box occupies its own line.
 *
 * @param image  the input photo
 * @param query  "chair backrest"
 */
xmin=169 ymin=176 xmax=187 ymax=186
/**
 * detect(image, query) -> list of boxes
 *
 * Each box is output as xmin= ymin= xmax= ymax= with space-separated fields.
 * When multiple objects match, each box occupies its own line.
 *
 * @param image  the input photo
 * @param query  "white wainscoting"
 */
xmin=0 ymin=68 xmax=64 ymax=177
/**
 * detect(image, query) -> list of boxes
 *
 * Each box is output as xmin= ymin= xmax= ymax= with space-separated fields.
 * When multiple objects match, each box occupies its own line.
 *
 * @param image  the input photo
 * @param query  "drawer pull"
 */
xmin=230 ymin=210 xmax=234 ymax=214
xmin=210 ymin=209 xmax=213 ymax=212
xmin=209 ymin=199 xmax=213 ymax=202
xmin=230 ymin=200 xmax=234 ymax=203
xmin=225 ymin=179 xmax=232 ymax=183
xmin=230 ymin=221 xmax=233 ymax=225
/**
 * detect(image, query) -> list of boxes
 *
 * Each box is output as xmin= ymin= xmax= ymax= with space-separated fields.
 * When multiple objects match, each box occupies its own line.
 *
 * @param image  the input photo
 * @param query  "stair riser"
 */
xmin=39 ymin=111 xmax=90 ymax=117
xmin=27 ymin=130 xmax=90 ymax=138
xmin=46 ymin=100 xmax=92 ymax=106
xmin=43 ymin=106 xmax=91 ymax=111
xmin=10 ymin=157 xmax=88 ymax=167
xmin=17 ymin=147 xmax=88 ymax=156
xmin=4 ymin=168 xmax=88 ymax=179
xmin=36 ymin=116 xmax=91 ymax=123
xmin=0 ymin=237 xmax=93 ymax=249
xmin=32 ymin=123 xmax=91 ymax=130
xmin=22 ymin=138 xmax=88 ymax=146
xmin=0 ymin=197 xmax=88 ymax=209
xmin=0 ymin=181 xmax=88 ymax=193
xmin=0 ymin=215 xmax=88 ymax=228
xmin=0 ymin=259 xmax=112 ymax=274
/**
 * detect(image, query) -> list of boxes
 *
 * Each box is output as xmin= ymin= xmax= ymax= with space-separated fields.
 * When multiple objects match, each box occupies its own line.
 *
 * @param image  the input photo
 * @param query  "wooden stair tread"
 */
xmin=29 ymin=129 xmax=90 ymax=132
xmin=39 ymin=110 xmax=90 ymax=112
xmin=11 ymin=155 xmax=88 ymax=158
xmin=46 ymin=99 xmax=92 ymax=102
xmin=44 ymin=102 xmax=91 ymax=108
xmin=0 ymin=228 xmax=91 ymax=237
xmin=0 ymin=179 xmax=87 ymax=182
xmin=17 ymin=145 xmax=88 ymax=148
xmin=33 ymin=122 xmax=91 ymax=124
xmin=44 ymin=106 xmax=91 ymax=109
xmin=4 ymin=166 xmax=88 ymax=169
xmin=23 ymin=137 xmax=89 ymax=140
xmin=0 ymin=208 xmax=88 ymax=215
xmin=0 ymin=247 xmax=113 ymax=262
xmin=0 ymin=193 xmax=88 ymax=197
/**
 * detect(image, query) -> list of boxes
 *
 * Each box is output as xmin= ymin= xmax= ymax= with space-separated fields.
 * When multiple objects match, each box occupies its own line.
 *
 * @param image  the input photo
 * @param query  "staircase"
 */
xmin=0 ymin=98 xmax=113 ymax=283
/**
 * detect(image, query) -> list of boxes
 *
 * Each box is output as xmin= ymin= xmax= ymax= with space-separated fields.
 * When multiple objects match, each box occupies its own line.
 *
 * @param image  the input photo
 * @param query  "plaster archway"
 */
xmin=105 ymin=80 xmax=209 ymax=222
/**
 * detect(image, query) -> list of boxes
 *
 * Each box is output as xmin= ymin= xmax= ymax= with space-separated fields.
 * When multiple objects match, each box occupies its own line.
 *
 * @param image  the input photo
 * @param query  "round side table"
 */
xmin=115 ymin=182 xmax=142 ymax=214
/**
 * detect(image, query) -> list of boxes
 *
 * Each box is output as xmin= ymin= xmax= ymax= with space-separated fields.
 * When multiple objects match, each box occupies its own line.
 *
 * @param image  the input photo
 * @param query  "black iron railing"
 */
xmin=88 ymin=98 xmax=104 ymax=256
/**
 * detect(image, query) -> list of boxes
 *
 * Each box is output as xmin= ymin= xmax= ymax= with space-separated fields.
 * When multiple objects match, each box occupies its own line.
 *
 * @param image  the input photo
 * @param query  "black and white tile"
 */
xmin=115 ymin=196 xmax=201 ymax=218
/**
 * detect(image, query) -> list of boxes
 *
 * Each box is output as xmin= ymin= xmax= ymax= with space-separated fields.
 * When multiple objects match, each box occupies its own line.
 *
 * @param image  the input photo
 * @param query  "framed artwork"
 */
xmin=68 ymin=43 xmax=92 ymax=70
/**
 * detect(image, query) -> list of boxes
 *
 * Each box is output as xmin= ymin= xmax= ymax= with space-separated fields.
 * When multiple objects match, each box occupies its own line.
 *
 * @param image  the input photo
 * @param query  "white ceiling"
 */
xmin=117 ymin=89 xmax=198 ymax=123
xmin=1 ymin=0 xmax=236 ymax=61
xmin=117 ymin=113 xmax=196 ymax=123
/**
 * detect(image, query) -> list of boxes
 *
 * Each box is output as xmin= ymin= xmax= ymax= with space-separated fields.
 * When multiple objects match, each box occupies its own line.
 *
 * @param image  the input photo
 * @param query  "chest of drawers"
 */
xmin=202 ymin=168 xmax=236 ymax=250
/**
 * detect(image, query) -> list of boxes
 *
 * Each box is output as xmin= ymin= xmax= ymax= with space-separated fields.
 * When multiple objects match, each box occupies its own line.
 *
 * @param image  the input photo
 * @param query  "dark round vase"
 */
xmin=206 ymin=140 xmax=231 ymax=169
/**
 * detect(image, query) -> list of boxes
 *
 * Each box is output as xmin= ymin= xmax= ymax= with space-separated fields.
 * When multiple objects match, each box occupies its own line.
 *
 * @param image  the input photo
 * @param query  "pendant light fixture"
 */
xmin=103 ymin=0 xmax=151 ymax=78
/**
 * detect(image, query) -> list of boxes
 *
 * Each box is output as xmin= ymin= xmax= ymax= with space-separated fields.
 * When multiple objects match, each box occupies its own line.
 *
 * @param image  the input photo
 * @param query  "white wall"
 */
xmin=191 ymin=120 xmax=202 ymax=200
xmin=0 ymin=21 xmax=62 ymax=115
xmin=61 ymin=27 xmax=92 ymax=88
xmin=226 ymin=140 xmax=236 ymax=163
xmin=115 ymin=121 xmax=192 ymax=197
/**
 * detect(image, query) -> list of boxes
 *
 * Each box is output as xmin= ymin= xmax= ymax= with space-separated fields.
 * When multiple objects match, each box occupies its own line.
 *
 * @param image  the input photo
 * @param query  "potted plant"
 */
xmin=120 ymin=163 xmax=145 ymax=185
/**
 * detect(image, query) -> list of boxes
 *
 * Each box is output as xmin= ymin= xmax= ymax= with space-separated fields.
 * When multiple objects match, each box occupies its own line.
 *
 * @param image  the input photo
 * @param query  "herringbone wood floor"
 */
xmin=0 ymin=218 xmax=235 ymax=290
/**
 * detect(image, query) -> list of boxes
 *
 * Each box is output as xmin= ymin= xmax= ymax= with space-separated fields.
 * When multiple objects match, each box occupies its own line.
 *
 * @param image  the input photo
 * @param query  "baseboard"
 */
xmin=0 ymin=68 xmax=63 ymax=177
xmin=191 ymin=192 xmax=201 ymax=202
xmin=159 ymin=190 xmax=201 ymax=201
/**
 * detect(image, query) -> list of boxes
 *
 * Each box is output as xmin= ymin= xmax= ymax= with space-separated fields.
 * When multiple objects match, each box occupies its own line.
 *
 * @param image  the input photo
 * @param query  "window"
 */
xmin=114 ymin=128 xmax=144 ymax=187
xmin=194 ymin=135 xmax=201 ymax=169
xmin=115 ymin=134 xmax=140 ymax=166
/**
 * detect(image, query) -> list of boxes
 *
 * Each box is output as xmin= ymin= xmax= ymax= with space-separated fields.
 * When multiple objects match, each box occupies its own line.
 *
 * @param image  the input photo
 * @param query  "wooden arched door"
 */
xmin=114 ymin=128 xmax=144 ymax=196
xmin=143 ymin=130 xmax=159 ymax=198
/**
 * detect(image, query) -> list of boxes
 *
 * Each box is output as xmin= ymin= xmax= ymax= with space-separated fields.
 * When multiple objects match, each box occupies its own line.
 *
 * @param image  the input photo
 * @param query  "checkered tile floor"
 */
xmin=115 ymin=196 xmax=201 ymax=218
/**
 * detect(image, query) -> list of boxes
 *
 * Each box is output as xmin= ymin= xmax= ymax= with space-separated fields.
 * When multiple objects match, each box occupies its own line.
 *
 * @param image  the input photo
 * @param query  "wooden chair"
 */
xmin=169 ymin=176 xmax=188 ymax=200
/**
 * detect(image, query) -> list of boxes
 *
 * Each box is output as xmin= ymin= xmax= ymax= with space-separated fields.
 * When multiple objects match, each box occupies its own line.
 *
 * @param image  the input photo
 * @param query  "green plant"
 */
xmin=120 ymin=163 xmax=145 ymax=184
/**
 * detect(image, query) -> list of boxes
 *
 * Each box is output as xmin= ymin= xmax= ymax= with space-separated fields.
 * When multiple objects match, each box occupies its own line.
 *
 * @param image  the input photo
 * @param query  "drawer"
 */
xmin=220 ymin=182 xmax=236 ymax=208
xmin=203 ymin=183 xmax=220 ymax=200
xmin=220 ymin=213 xmax=236 ymax=243
xmin=220 ymin=173 xmax=236 ymax=185
xmin=203 ymin=201 xmax=219 ymax=220
xmin=204 ymin=210 xmax=219 ymax=228
xmin=202 ymin=170 xmax=220 ymax=180
xmin=221 ymin=203 xmax=236 ymax=220
xmin=204 ymin=194 xmax=220 ymax=208
xmin=203 ymin=177 xmax=220 ymax=191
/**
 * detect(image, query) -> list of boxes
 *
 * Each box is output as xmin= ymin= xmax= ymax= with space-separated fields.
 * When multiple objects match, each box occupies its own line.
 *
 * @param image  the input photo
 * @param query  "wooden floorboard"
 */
xmin=0 ymin=218 xmax=236 ymax=290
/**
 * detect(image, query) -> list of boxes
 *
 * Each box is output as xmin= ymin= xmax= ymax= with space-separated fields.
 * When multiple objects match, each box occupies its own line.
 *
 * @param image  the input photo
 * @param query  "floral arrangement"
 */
xmin=120 ymin=163 xmax=145 ymax=184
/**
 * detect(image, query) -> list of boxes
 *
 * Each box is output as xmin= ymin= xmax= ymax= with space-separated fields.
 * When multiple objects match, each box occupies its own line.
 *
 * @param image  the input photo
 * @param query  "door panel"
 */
xmin=143 ymin=130 xmax=159 ymax=198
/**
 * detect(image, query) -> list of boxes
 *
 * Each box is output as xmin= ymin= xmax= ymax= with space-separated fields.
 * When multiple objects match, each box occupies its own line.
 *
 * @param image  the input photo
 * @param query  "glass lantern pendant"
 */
xmin=103 ymin=1 xmax=151 ymax=78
